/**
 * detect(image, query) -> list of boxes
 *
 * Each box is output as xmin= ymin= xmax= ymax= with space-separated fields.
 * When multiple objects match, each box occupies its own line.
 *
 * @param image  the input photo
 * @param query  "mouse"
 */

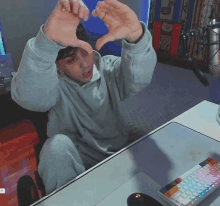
xmin=127 ymin=193 xmax=163 ymax=206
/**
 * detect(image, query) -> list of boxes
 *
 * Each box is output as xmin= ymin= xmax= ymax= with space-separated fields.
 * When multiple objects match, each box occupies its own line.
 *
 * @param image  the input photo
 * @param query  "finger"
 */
xmin=78 ymin=6 xmax=85 ymax=19
xmin=84 ymin=9 xmax=89 ymax=21
xmin=70 ymin=0 xmax=80 ymax=14
xmin=104 ymin=0 xmax=120 ymax=8
xmin=72 ymin=0 xmax=89 ymax=21
xmin=92 ymin=9 xmax=97 ymax=17
xmin=63 ymin=0 xmax=72 ymax=11
xmin=93 ymin=7 xmax=110 ymax=14
xmin=57 ymin=0 xmax=71 ymax=12
xmin=92 ymin=8 xmax=108 ymax=20
xmin=96 ymin=34 xmax=115 ymax=51
xmin=92 ymin=1 xmax=113 ymax=16
xmin=79 ymin=0 xmax=90 ymax=20
xmin=105 ymin=0 xmax=126 ymax=11
xmin=97 ymin=1 xmax=115 ymax=10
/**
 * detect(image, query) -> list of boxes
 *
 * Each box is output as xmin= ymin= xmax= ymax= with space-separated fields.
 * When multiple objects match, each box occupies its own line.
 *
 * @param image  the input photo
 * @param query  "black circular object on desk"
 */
xmin=127 ymin=193 xmax=163 ymax=206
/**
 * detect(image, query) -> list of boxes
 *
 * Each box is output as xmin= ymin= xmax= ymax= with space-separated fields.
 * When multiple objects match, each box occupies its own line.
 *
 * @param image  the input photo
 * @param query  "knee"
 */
xmin=39 ymin=134 xmax=72 ymax=159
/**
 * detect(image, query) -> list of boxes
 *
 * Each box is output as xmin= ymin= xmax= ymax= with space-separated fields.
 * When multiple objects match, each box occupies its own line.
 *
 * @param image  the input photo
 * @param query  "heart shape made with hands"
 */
xmin=59 ymin=0 xmax=142 ymax=52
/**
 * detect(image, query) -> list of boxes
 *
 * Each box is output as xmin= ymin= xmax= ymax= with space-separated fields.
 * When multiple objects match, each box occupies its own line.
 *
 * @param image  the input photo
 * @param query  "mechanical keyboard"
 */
xmin=158 ymin=157 xmax=220 ymax=206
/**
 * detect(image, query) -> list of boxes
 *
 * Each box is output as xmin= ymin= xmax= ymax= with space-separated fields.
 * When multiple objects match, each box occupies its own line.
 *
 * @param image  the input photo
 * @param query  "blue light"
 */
xmin=141 ymin=0 xmax=151 ymax=28
xmin=0 ymin=31 xmax=5 ymax=56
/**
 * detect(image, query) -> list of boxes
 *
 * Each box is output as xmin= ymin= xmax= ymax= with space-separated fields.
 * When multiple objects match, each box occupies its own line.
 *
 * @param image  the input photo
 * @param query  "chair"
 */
xmin=0 ymin=119 xmax=47 ymax=206
xmin=22 ymin=111 xmax=50 ymax=200
xmin=152 ymin=21 xmax=182 ymax=59
xmin=25 ymin=111 xmax=49 ymax=199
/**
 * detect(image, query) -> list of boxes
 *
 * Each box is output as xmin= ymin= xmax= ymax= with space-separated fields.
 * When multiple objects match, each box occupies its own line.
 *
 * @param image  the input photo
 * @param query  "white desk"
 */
xmin=32 ymin=100 xmax=220 ymax=206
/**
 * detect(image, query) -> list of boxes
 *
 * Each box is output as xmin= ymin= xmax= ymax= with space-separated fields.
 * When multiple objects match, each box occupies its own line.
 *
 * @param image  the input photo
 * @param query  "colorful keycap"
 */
xmin=164 ymin=186 xmax=179 ymax=198
xmin=175 ymin=178 xmax=182 ymax=184
xmin=165 ymin=184 xmax=173 ymax=190
xmin=159 ymin=158 xmax=220 ymax=206
xmin=207 ymin=157 xmax=213 ymax=162
xmin=170 ymin=181 xmax=178 ymax=186
xmin=209 ymin=159 xmax=217 ymax=167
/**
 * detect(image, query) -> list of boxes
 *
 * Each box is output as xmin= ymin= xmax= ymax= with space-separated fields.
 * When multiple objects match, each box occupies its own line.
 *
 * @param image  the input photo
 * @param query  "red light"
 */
xmin=135 ymin=193 xmax=141 ymax=198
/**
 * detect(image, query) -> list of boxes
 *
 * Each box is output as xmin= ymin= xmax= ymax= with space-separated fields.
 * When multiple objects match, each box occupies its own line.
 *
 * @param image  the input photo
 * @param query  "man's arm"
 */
xmin=11 ymin=25 xmax=64 ymax=112
xmin=121 ymin=21 xmax=157 ymax=100
xmin=92 ymin=1 xmax=157 ymax=100
xmin=11 ymin=0 xmax=92 ymax=112
xmin=103 ymin=21 xmax=157 ymax=101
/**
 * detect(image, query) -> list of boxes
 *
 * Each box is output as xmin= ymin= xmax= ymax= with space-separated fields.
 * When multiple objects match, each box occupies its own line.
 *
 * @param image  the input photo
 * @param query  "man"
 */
xmin=12 ymin=0 xmax=157 ymax=200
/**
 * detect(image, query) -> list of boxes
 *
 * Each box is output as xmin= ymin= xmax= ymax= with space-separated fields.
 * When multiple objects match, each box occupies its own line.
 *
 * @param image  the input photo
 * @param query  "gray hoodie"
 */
xmin=11 ymin=21 xmax=157 ymax=162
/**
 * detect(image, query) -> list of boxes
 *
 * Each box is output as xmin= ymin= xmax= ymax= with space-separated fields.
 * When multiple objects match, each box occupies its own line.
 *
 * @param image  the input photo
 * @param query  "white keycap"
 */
xmin=180 ymin=165 xmax=201 ymax=180
xmin=172 ymin=192 xmax=181 ymax=199
xmin=180 ymin=188 xmax=185 ymax=193
xmin=182 ymin=197 xmax=191 ymax=205
xmin=186 ymin=191 xmax=191 ymax=195
xmin=182 ymin=193 xmax=187 ymax=198
xmin=189 ymin=194 xmax=196 ymax=199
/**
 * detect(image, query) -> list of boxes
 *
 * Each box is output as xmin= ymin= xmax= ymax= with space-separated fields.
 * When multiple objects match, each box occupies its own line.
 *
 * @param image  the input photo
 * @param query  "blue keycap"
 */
xmin=199 ymin=162 xmax=206 ymax=167
xmin=159 ymin=187 xmax=167 ymax=194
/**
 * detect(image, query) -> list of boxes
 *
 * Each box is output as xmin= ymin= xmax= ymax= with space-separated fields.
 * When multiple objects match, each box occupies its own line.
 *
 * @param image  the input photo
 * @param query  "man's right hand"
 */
xmin=44 ymin=0 xmax=93 ymax=54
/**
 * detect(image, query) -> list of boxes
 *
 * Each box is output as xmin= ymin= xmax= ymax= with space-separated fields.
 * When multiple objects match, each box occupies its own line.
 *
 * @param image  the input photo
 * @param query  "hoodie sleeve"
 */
xmin=102 ymin=21 xmax=157 ymax=101
xmin=11 ymin=24 xmax=66 ymax=112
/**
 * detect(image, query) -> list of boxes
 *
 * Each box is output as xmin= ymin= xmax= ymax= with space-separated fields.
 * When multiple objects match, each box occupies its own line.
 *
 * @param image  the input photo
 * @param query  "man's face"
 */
xmin=56 ymin=48 xmax=94 ymax=84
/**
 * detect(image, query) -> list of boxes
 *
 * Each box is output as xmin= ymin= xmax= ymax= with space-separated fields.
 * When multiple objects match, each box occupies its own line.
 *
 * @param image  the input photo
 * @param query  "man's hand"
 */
xmin=44 ymin=0 xmax=93 ymax=54
xmin=92 ymin=0 xmax=143 ymax=51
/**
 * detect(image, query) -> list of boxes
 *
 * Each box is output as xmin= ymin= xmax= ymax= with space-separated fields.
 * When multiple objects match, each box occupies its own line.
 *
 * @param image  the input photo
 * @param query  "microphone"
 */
xmin=207 ymin=6 xmax=220 ymax=76
xmin=180 ymin=32 xmax=210 ymax=87
xmin=179 ymin=6 xmax=220 ymax=87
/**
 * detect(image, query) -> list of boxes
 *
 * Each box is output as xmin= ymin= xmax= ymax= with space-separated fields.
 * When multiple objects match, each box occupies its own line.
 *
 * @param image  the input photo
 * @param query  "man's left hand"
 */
xmin=92 ymin=0 xmax=143 ymax=51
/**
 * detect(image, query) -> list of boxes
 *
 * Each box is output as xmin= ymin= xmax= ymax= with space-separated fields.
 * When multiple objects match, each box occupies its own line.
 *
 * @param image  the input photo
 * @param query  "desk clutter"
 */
xmin=0 ymin=120 xmax=42 ymax=205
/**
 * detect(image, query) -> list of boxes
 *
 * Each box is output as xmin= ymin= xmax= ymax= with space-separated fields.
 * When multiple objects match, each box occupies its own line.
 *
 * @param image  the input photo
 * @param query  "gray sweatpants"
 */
xmin=38 ymin=134 xmax=103 ymax=195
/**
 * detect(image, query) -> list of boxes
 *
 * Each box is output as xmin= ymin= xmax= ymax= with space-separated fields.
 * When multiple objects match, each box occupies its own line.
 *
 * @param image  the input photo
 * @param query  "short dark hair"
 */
xmin=55 ymin=22 xmax=90 ymax=63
